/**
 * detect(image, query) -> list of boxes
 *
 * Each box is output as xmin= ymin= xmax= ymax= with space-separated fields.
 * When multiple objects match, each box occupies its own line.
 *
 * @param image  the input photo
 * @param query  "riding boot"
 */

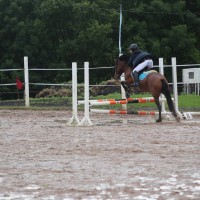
xmin=131 ymin=71 xmax=139 ymax=87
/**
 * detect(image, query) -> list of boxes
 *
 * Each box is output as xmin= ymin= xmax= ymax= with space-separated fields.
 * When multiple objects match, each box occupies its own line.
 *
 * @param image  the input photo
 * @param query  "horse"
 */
xmin=114 ymin=54 xmax=180 ymax=123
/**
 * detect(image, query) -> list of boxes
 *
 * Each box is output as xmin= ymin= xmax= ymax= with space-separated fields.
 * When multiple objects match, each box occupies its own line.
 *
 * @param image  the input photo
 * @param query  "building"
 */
xmin=182 ymin=68 xmax=200 ymax=95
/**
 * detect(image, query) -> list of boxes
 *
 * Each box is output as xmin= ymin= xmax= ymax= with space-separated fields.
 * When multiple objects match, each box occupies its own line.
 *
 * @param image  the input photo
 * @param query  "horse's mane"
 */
xmin=118 ymin=54 xmax=130 ymax=63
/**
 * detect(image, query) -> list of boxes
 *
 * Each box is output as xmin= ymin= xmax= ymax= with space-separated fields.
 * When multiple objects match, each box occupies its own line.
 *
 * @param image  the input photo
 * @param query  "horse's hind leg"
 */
xmin=155 ymin=98 xmax=162 ymax=122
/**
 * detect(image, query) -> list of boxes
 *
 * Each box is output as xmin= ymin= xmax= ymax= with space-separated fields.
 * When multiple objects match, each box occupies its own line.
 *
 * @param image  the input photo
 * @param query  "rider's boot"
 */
xmin=131 ymin=71 xmax=139 ymax=87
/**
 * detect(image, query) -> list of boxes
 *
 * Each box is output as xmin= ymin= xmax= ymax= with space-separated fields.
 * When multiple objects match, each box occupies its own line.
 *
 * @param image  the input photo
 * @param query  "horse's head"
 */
xmin=114 ymin=54 xmax=130 ymax=79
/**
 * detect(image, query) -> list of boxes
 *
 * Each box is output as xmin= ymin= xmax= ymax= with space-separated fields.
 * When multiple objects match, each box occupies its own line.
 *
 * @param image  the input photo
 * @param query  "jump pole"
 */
xmin=88 ymin=98 xmax=155 ymax=106
xmin=78 ymin=62 xmax=93 ymax=126
xmin=90 ymin=109 xmax=157 ymax=115
xmin=90 ymin=109 xmax=173 ymax=116
xmin=67 ymin=62 xmax=80 ymax=126
xmin=78 ymin=97 xmax=155 ymax=105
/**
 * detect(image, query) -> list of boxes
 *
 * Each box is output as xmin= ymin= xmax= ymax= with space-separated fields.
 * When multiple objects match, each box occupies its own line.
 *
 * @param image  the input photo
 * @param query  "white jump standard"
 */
xmin=67 ymin=62 xmax=80 ymax=126
xmin=78 ymin=62 xmax=93 ymax=126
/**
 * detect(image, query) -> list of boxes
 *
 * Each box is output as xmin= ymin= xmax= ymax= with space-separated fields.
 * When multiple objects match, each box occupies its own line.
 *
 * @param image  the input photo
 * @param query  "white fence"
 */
xmin=0 ymin=56 xmax=200 ymax=107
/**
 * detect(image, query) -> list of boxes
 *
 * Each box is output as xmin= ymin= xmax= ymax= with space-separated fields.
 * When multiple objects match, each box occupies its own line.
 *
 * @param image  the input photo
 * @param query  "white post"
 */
xmin=67 ymin=62 xmax=80 ymax=126
xmin=159 ymin=58 xmax=166 ymax=112
xmin=79 ymin=62 xmax=93 ymax=126
xmin=194 ymin=83 xmax=197 ymax=95
xmin=119 ymin=52 xmax=127 ymax=109
xmin=120 ymin=73 xmax=127 ymax=109
xmin=24 ymin=56 xmax=30 ymax=107
xmin=119 ymin=4 xmax=122 ymax=55
xmin=171 ymin=57 xmax=182 ymax=117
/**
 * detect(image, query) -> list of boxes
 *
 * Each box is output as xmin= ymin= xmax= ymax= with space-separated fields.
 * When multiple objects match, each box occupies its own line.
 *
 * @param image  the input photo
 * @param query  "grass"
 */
xmin=0 ymin=93 xmax=199 ymax=111
xmin=90 ymin=93 xmax=200 ymax=111
xmin=178 ymin=94 xmax=200 ymax=111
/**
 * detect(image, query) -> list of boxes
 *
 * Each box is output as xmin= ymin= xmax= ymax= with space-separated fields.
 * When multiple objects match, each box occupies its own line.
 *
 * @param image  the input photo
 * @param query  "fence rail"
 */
xmin=0 ymin=57 xmax=200 ymax=107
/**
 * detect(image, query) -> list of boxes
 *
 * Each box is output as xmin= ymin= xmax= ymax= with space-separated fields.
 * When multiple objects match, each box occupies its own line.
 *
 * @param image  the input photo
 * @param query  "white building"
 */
xmin=182 ymin=68 xmax=200 ymax=95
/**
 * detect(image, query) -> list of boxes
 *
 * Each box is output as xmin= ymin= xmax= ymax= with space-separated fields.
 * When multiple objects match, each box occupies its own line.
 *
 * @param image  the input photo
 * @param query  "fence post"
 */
xmin=159 ymin=58 xmax=166 ymax=112
xmin=24 ymin=56 xmax=30 ymax=107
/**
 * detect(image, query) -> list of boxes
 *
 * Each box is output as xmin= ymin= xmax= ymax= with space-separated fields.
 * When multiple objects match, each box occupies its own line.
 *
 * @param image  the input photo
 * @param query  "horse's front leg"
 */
xmin=121 ymin=81 xmax=131 ymax=98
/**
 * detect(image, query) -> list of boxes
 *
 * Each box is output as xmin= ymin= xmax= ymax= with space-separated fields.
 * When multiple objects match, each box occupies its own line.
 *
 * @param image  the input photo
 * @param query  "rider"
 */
xmin=128 ymin=43 xmax=153 ymax=87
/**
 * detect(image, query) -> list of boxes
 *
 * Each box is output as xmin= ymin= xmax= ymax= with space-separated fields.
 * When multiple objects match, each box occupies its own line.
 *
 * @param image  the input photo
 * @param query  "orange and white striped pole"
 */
xmin=90 ymin=109 xmax=157 ymax=115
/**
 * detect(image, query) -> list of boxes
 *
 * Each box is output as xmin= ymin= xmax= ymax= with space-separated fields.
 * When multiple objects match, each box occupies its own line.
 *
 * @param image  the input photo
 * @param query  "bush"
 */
xmin=90 ymin=79 xmax=121 ymax=96
xmin=35 ymin=88 xmax=72 ymax=98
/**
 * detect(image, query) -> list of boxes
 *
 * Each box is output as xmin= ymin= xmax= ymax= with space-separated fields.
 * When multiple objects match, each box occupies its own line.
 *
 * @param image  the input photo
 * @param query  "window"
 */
xmin=189 ymin=72 xmax=194 ymax=79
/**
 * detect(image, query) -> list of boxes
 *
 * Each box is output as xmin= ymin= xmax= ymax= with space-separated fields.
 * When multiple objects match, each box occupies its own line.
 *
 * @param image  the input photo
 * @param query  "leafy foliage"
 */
xmin=1 ymin=0 xmax=200 ymax=99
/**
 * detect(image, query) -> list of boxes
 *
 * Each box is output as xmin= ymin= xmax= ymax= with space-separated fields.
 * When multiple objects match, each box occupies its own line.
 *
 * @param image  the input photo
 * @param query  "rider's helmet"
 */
xmin=129 ymin=43 xmax=138 ymax=51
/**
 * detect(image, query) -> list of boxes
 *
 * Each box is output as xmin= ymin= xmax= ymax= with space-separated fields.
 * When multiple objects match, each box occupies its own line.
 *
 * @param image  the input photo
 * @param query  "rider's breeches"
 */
xmin=132 ymin=59 xmax=153 ymax=73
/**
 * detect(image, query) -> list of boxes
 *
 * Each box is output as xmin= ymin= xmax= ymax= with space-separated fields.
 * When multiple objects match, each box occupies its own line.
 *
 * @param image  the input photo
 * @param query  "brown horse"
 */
xmin=114 ymin=54 xmax=180 ymax=122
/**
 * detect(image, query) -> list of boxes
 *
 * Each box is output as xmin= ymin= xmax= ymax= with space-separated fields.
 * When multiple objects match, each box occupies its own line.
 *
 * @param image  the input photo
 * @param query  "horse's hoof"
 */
xmin=156 ymin=118 xmax=162 ymax=122
xmin=175 ymin=116 xmax=181 ymax=122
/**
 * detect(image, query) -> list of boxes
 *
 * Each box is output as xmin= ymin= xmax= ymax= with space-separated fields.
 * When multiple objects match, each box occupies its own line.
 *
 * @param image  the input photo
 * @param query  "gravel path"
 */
xmin=0 ymin=110 xmax=200 ymax=199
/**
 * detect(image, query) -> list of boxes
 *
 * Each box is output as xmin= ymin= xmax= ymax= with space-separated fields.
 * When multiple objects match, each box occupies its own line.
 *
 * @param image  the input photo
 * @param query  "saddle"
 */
xmin=139 ymin=70 xmax=158 ymax=81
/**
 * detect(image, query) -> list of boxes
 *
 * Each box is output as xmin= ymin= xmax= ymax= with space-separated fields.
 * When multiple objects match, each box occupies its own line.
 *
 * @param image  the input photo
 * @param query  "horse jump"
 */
xmin=67 ymin=59 xmax=182 ymax=126
xmin=88 ymin=97 xmax=173 ymax=116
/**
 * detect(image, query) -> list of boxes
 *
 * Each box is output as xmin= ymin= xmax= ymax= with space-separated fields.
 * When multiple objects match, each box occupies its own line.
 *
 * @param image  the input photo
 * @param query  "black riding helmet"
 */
xmin=129 ymin=43 xmax=138 ymax=51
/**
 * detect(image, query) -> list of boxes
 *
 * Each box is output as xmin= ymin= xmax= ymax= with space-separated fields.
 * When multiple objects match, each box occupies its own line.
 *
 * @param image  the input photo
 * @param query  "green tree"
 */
xmin=1 ymin=0 xmax=200 ymax=99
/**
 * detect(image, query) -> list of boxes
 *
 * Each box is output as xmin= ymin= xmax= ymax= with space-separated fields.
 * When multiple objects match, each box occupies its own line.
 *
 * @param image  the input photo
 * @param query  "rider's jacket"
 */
xmin=128 ymin=50 xmax=152 ymax=68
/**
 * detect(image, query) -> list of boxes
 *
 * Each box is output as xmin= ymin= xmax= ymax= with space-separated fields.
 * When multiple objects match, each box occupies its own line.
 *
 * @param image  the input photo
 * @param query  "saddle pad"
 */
xmin=139 ymin=70 xmax=157 ymax=80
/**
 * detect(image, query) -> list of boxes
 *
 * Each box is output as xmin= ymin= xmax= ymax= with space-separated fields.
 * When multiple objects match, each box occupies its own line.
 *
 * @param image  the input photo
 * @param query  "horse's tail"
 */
xmin=161 ymin=79 xmax=180 ymax=122
xmin=161 ymin=79 xmax=175 ymax=114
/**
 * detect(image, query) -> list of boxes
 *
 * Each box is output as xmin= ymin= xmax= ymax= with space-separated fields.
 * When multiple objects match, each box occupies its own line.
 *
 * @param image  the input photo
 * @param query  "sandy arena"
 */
xmin=0 ymin=109 xmax=200 ymax=200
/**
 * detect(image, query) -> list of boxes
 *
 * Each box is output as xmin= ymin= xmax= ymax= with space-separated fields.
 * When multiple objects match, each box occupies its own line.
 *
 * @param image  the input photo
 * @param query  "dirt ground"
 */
xmin=0 ymin=109 xmax=200 ymax=200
